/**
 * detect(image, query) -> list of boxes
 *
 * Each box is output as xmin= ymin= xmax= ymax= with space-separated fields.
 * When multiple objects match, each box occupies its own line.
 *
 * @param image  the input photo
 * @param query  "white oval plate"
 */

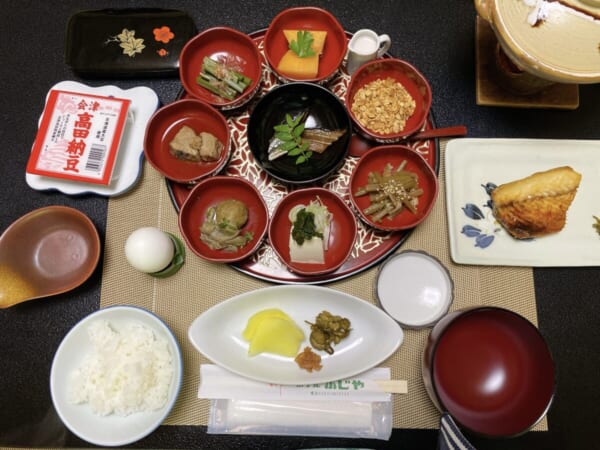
xmin=50 ymin=305 xmax=182 ymax=447
xmin=188 ymin=285 xmax=404 ymax=385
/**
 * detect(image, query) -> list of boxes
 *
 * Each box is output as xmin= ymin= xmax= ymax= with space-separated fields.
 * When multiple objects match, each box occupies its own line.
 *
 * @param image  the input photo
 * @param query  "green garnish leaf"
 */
xmin=289 ymin=30 xmax=316 ymax=58
xmin=293 ymin=123 xmax=305 ymax=137
xmin=271 ymin=113 xmax=313 ymax=164
xmin=291 ymin=114 xmax=304 ymax=126
xmin=280 ymin=140 xmax=299 ymax=151
xmin=274 ymin=124 xmax=290 ymax=132
xmin=275 ymin=131 xmax=294 ymax=141
xmin=296 ymin=151 xmax=313 ymax=165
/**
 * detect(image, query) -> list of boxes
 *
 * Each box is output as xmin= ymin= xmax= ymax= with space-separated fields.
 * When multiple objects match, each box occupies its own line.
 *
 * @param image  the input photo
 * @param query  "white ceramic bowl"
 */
xmin=50 ymin=305 xmax=182 ymax=447
xmin=375 ymin=250 xmax=453 ymax=328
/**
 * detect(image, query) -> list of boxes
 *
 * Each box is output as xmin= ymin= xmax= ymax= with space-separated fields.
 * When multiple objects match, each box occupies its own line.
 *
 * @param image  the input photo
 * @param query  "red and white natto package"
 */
xmin=27 ymin=89 xmax=131 ymax=185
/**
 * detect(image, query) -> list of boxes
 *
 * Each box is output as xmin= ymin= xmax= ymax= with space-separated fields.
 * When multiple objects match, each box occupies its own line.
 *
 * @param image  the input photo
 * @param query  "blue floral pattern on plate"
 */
xmin=459 ymin=183 xmax=501 ymax=249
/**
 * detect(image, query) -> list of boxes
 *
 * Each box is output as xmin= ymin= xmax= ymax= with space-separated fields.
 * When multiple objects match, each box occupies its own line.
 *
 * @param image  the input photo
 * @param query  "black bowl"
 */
xmin=247 ymin=82 xmax=351 ymax=185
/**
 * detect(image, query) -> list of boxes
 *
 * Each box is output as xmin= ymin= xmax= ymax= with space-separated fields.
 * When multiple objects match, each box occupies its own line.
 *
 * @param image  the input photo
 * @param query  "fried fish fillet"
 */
xmin=491 ymin=166 xmax=582 ymax=239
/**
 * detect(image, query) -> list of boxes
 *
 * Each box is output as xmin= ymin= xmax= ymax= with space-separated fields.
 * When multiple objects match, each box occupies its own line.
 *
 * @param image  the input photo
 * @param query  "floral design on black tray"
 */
xmin=460 ymin=182 xmax=501 ymax=249
xmin=153 ymin=26 xmax=175 ymax=57
xmin=107 ymin=28 xmax=145 ymax=57
xmin=107 ymin=26 xmax=175 ymax=58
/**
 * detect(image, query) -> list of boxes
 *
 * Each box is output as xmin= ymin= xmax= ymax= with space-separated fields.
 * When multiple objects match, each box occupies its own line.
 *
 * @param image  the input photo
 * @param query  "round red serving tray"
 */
xmin=167 ymin=30 xmax=439 ymax=284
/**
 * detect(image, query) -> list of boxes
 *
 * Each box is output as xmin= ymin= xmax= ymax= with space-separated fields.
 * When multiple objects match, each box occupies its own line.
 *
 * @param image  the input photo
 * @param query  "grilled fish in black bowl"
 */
xmin=247 ymin=82 xmax=351 ymax=185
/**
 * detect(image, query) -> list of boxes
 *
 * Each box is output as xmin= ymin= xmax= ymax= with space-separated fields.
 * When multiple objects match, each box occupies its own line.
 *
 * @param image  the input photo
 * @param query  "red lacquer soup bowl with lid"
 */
xmin=422 ymin=307 xmax=555 ymax=438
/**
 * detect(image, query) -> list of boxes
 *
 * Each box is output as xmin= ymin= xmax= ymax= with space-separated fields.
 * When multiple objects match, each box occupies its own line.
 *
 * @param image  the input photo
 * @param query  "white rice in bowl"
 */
xmin=68 ymin=319 xmax=174 ymax=416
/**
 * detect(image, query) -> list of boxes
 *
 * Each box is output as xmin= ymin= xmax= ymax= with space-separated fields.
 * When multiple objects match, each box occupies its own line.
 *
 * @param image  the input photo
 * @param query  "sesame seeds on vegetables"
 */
xmin=353 ymin=160 xmax=424 ymax=223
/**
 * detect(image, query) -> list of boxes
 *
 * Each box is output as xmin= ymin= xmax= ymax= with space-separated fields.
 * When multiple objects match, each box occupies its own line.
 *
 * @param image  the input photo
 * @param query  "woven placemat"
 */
xmin=100 ymin=139 xmax=546 ymax=431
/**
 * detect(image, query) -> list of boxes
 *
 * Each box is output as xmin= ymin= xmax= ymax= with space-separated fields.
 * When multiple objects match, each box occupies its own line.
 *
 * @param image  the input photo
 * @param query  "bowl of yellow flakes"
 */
xmin=346 ymin=58 xmax=432 ymax=143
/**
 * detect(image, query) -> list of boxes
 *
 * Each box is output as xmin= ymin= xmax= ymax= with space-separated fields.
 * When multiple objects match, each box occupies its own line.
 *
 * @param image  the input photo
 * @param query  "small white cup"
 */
xmin=346 ymin=29 xmax=391 ymax=75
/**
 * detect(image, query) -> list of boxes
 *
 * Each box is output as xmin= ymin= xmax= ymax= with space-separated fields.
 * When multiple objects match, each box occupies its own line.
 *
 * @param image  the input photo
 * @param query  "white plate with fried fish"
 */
xmin=445 ymin=138 xmax=600 ymax=266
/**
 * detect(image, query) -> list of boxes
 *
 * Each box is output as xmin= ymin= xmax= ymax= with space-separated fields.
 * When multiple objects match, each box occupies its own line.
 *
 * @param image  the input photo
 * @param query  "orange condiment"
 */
xmin=295 ymin=346 xmax=323 ymax=372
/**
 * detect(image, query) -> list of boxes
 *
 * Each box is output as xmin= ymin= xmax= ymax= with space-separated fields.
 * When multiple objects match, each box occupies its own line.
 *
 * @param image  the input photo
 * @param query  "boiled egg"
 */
xmin=125 ymin=227 xmax=175 ymax=273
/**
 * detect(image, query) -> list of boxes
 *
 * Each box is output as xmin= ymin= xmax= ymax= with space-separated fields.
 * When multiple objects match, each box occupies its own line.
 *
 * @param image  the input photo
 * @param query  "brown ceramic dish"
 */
xmin=0 ymin=206 xmax=101 ymax=308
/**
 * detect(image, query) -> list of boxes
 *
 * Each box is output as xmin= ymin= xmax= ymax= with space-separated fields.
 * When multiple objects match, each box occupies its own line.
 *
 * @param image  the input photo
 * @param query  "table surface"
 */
xmin=1 ymin=1 xmax=599 ymax=449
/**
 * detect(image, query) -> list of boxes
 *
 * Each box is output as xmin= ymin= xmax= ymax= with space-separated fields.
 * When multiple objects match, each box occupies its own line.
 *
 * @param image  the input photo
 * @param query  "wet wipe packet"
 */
xmin=199 ymin=364 xmax=393 ymax=440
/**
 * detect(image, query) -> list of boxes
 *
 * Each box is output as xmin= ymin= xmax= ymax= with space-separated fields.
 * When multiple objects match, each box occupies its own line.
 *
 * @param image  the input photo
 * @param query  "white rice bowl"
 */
xmin=50 ymin=305 xmax=182 ymax=447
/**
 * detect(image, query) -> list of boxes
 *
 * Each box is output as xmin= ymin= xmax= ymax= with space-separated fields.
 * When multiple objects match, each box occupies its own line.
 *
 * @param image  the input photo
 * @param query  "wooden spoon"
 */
xmin=0 ymin=206 xmax=100 ymax=308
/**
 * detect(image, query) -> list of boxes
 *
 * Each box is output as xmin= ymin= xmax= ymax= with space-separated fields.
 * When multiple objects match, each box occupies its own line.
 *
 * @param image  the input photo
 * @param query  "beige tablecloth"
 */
xmin=100 ymin=139 xmax=546 ymax=431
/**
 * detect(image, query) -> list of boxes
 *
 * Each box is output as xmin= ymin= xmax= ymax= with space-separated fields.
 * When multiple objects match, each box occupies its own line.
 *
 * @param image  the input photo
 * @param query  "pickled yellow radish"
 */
xmin=242 ymin=308 xmax=305 ymax=357
xmin=242 ymin=308 xmax=294 ymax=341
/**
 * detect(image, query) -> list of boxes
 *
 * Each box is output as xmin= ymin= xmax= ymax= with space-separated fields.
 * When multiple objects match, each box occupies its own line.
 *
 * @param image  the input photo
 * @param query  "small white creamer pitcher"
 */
xmin=346 ymin=29 xmax=391 ymax=75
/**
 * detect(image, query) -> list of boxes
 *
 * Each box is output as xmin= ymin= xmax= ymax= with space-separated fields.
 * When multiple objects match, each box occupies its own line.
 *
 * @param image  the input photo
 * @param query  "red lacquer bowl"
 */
xmin=422 ymin=307 xmax=555 ymax=438
xmin=179 ymin=27 xmax=262 ymax=110
xmin=178 ymin=176 xmax=268 ymax=263
xmin=349 ymin=145 xmax=438 ymax=231
xmin=346 ymin=58 xmax=432 ymax=143
xmin=268 ymin=187 xmax=357 ymax=276
xmin=264 ymin=7 xmax=347 ymax=84
xmin=143 ymin=99 xmax=231 ymax=184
